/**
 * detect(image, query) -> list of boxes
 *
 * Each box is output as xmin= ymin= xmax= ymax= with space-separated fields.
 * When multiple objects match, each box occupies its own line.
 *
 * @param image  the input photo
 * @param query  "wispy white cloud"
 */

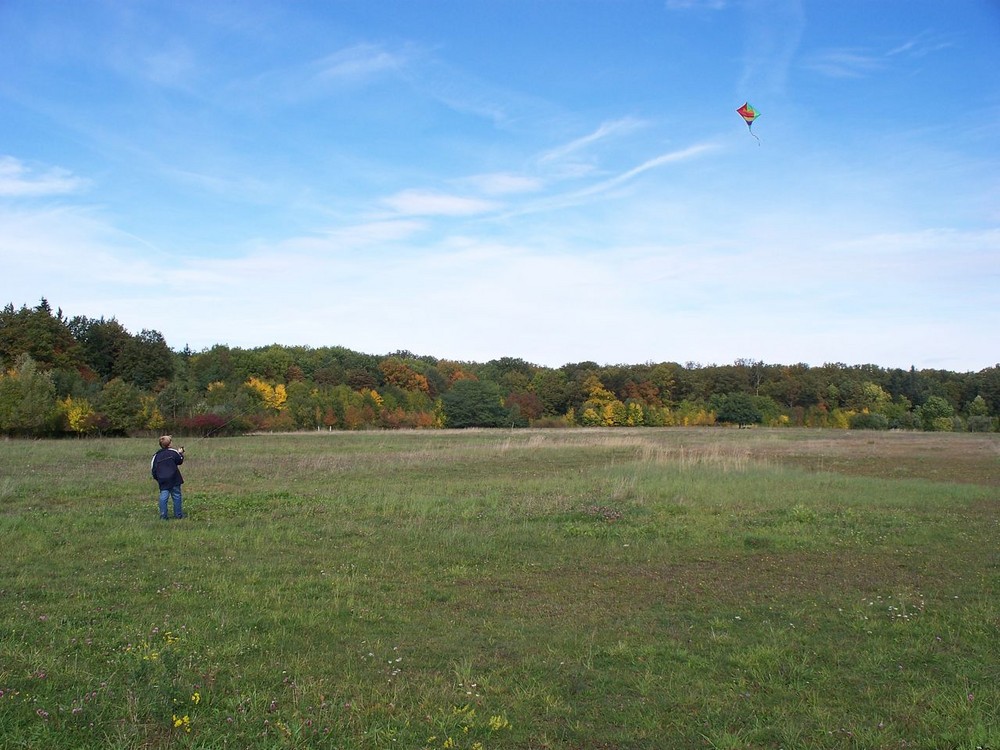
xmin=737 ymin=0 xmax=805 ymax=98
xmin=665 ymin=0 xmax=728 ymax=10
xmin=312 ymin=43 xmax=405 ymax=84
xmin=510 ymin=142 xmax=718 ymax=217
xmin=887 ymin=31 xmax=954 ymax=58
xmin=0 ymin=205 xmax=160 ymax=300
xmin=381 ymin=189 xmax=499 ymax=217
xmin=805 ymin=49 xmax=883 ymax=78
xmin=237 ymin=43 xmax=411 ymax=105
xmin=538 ymin=118 xmax=645 ymax=166
xmin=460 ymin=172 xmax=543 ymax=196
xmin=0 ymin=157 xmax=89 ymax=197
xmin=3 ymin=190 xmax=996 ymax=370
xmin=139 ymin=42 xmax=199 ymax=88
xmin=808 ymin=33 xmax=954 ymax=79
xmin=318 ymin=219 xmax=428 ymax=248
xmin=400 ymin=53 xmax=560 ymax=129
xmin=571 ymin=144 xmax=718 ymax=198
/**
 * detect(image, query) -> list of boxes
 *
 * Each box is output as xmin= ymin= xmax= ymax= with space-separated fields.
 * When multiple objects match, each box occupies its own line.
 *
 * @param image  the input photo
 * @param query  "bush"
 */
xmin=889 ymin=411 xmax=922 ymax=430
xmin=967 ymin=415 xmax=996 ymax=433
xmin=173 ymin=413 xmax=252 ymax=437
xmin=849 ymin=412 xmax=889 ymax=430
xmin=930 ymin=416 xmax=955 ymax=432
xmin=532 ymin=415 xmax=572 ymax=428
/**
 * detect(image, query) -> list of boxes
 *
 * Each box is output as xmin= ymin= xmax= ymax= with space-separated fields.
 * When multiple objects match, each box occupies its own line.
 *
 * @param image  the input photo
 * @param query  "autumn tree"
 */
xmin=245 ymin=377 xmax=288 ymax=411
xmin=437 ymin=360 xmax=475 ymax=385
xmin=60 ymin=396 xmax=98 ymax=436
xmin=505 ymin=391 xmax=544 ymax=425
xmin=580 ymin=375 xmax=627 ymax=426
xmin=379 ymin=358 xmax=430 ymax=393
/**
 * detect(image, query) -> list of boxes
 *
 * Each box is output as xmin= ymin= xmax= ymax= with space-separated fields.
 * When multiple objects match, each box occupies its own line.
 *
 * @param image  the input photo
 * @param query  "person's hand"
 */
xmin=179 ymin=446 xmax=185 ymax=454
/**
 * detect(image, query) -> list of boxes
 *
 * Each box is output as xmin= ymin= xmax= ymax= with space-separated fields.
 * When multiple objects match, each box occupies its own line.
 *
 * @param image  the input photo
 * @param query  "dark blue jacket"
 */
xmin=151 ymin=448 xmax=184 ymax=490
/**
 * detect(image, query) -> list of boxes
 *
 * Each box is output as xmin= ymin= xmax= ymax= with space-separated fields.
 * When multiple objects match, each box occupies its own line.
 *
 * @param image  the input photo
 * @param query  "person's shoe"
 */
xmin=175 ymin=514 xmax=184 ymax=520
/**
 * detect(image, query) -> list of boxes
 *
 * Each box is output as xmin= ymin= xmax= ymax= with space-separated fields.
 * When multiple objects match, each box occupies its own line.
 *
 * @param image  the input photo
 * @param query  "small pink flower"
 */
xmin=968 ymin=693 xmax=974 ymax=703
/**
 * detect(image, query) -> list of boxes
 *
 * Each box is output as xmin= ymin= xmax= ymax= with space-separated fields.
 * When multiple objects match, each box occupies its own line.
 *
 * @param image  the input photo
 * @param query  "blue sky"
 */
xmin=1 ymin=0 xmax=998 ymax=371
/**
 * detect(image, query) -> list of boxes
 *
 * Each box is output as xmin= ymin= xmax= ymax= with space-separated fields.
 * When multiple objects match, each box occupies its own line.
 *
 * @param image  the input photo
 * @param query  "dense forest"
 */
xmin=1 ymin=299 xmax=998 ymax=437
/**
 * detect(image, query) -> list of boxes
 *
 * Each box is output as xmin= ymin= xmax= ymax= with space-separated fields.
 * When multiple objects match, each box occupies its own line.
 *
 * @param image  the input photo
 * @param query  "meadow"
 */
xmin=0 ymin=428 xmax=997 ymax=749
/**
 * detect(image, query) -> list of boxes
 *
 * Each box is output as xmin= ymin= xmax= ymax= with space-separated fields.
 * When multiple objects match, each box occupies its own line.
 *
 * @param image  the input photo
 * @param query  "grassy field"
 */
xmin=0 ymin=428 xmax=997 ymax=749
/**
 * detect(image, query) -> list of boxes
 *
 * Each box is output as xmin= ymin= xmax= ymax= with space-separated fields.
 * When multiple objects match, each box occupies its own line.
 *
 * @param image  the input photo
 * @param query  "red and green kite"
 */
xmin=736 ymin=102 xmax=761 ymax=144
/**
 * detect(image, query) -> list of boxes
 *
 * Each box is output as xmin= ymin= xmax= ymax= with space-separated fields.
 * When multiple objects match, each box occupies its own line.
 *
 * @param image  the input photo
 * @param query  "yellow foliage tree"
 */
xmin=60 ymin=396 xmax=96 ymax=435
xmin=206 ymin=381 xmax=229 ymax=407
xmin=245 ymin=377 xmax=288 ymax=410
xmin=626 ymin=401 xmax=644 ymax=426
xmin=141 ymin=395 xmax=166 ymax=431
xmin=581 ymin=375 xmax=627 ymax=426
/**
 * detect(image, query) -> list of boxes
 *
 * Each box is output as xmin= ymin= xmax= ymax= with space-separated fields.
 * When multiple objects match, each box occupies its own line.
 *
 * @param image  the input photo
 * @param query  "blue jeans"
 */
xmin=159 ymin=486 xmax=183 ymax=519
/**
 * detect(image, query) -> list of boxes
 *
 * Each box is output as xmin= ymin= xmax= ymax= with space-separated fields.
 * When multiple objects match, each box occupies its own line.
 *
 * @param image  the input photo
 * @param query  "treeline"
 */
xmin=1 ymin=299 xmax=998 ymax=437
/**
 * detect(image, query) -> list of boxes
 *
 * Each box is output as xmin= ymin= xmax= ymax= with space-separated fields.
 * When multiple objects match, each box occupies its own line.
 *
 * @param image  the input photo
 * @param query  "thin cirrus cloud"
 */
xmin=311 ymin=43 xmax=406 ymax=84
xmin=506 ymin=143 xmax=718 ymax=218
xmin=237 ymin=43 xmax=410 ymax=105
xmin=459 ymin=172 xmax=543 ymax=196
xmin=887 ymin=31 xmax=954 ymax=58
xmin=807 ymin=34 xmax=952 ymax=79
xmin=381 ymin=189 xmax=499 ymax=217
xmin=570 ymin=144 xmax=718 ymax=198
xmin=805 ymin=49 xmax=884 ymax=78
xmin=537 ymin=118 xmax=646 ymax=168
xmin=0 ymin=156 xmax=89 ymax=197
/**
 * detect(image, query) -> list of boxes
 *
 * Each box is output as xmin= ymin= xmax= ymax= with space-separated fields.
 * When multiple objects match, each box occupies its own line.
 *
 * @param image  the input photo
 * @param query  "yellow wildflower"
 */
xmin=488 ymin=714 xmax=511 ymax=731
xmin=172 ymin=714 xmax=191 ymax=732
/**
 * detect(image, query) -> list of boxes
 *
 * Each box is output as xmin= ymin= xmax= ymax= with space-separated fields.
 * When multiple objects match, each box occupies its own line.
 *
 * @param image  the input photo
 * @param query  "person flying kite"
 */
xmin=736 ymin=102 xmax=761 ymax=144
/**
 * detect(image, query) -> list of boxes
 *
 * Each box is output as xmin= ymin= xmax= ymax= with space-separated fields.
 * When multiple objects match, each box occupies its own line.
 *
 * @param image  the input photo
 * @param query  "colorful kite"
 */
xmin=736 ymin=102 xmax=761 ymax=144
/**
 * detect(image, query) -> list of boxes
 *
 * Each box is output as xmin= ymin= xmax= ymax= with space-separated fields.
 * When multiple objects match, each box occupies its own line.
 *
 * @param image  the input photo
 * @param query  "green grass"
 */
xmin=1 ymin=428 xmax=997 ymax=749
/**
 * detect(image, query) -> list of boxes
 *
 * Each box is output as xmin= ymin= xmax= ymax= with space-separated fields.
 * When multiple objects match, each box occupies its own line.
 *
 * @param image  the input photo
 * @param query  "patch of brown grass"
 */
xmin=747 ymin=430 xmax=1000 ymax=486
